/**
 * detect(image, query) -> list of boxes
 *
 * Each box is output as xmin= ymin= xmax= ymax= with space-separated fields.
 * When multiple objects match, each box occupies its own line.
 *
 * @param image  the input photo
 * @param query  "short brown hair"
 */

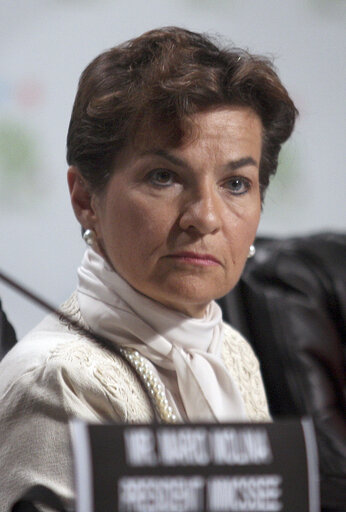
xmin=67 ymin=26 xmax=298 ymax=197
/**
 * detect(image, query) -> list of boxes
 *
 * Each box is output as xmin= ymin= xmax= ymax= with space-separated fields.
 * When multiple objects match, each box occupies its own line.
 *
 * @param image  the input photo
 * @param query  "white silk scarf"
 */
xmin=77 ymin=248 xmax=247 ymax=422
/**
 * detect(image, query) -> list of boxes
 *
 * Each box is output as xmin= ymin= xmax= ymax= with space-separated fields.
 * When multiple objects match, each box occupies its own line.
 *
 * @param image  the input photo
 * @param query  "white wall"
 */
xmin=1 ymin=0 xmax=345 ymax=338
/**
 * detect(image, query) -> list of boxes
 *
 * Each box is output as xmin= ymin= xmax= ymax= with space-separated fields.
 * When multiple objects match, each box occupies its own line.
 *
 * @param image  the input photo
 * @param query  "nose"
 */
xmin=179 ymin=184 xmax=222 ymax=235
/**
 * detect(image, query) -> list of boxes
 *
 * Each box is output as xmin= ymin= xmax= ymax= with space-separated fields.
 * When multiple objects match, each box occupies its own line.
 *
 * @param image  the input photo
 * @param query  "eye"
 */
xmin=148 ymin=168 xmax=176 ymax=187
xmin=225 ymin=176 xmax=251 ymax=195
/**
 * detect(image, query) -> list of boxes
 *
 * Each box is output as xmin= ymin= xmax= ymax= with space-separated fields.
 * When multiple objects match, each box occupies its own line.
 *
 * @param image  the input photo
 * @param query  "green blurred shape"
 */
xmin=0 ymin=119 xmax=39 ymax=186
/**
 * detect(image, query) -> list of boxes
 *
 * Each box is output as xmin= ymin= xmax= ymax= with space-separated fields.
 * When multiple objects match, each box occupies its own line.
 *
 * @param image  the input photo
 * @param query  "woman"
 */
xmin=0 ymin=27 xmax=297 ymax=511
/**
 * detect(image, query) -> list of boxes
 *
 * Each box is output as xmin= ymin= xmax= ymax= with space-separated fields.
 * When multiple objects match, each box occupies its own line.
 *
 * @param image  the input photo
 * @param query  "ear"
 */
xmin=67 ymin=166 xmax=97 ymax=229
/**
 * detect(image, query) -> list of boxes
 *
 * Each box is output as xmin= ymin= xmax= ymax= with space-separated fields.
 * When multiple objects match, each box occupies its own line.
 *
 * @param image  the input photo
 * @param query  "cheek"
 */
xmin=104 ymin=196 xmax=173 ymax=260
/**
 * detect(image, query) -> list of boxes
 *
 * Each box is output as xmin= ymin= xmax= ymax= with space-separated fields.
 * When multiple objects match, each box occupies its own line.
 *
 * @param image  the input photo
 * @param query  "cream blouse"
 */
xmin=0 ymin=293 xmax=269 ymax=512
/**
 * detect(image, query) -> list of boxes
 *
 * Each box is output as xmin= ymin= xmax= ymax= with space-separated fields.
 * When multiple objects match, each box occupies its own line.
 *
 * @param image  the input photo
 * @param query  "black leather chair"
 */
xmin=218 ymin=233 xmax=346 ymax=512
xmin=0 ymin=299 xmax=17 ymax=361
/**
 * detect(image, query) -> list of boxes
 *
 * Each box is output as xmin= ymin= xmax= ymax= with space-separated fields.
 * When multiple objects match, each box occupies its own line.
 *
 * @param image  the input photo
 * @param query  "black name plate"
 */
xmin=70 ymin=419 xmax=319 ymax=512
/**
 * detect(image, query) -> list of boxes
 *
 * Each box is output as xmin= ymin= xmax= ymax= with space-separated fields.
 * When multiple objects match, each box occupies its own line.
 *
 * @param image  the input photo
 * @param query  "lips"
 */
xmin=166 ymin=251 xmax=221 ymax=266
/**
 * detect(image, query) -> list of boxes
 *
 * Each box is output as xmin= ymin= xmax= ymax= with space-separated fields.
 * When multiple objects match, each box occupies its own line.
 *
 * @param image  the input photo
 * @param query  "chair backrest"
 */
xmin=0 ymin=299 xmax=17 ymax=360
xmin=217 ymin=233 xmax=346 ymax=511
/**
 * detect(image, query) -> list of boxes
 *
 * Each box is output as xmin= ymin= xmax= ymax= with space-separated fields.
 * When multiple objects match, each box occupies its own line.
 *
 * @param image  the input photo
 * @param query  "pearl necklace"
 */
xmin=120 ymin=347 xmax=177 ymax=423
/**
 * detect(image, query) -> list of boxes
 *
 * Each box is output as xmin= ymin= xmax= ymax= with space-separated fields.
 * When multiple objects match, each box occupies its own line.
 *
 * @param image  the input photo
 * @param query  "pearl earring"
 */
xmin=248 ymin=244 xmax=256 ymax=258
xmin=83 ymin=228 xmax=96 ymax=247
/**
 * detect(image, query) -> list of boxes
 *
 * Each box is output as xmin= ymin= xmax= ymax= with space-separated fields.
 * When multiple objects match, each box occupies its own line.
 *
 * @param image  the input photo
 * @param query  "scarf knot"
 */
xmin=77 ymin=248 xmax=247 ymax=422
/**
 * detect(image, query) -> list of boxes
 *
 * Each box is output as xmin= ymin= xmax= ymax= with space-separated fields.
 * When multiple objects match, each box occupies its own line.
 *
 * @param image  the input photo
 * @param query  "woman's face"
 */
xmin=91 ymin=106 xmax=262 ymax=317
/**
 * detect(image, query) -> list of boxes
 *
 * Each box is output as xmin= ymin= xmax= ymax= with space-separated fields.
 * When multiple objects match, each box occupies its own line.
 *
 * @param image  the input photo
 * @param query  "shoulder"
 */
xmin=0 ymin=294 xmax=152 ymax=423
xmin=222 ymin=321 xmax=271 ymax=422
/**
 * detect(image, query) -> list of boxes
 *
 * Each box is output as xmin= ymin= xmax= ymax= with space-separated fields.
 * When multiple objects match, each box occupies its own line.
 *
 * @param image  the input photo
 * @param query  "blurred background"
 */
xmin=1 ymin=0 xmax=345 ymax=338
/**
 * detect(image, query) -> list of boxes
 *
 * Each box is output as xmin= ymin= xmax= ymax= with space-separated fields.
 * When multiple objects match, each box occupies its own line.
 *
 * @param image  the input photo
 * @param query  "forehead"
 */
xmin=116 ymin=106 xmax=263 ymax=170
xmin=187 ymin=106 xmax=261 ymax=132
xmin=180 ymin=106 xmax=263 ymax=151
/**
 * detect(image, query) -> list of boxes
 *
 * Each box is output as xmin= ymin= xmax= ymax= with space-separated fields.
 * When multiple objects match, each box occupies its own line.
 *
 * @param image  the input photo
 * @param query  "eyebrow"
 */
xmin=145 ymin=149 xmax=188 ymax=168
xmin=143 ymin=149 xmax=258 ymax=171
xmin=227 ymin=156 xmax=258 ymax=170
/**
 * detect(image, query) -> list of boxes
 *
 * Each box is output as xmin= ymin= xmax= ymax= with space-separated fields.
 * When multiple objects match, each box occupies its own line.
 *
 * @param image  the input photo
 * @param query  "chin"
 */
xmin=151 ymin=277 xmax=230 ymax=315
